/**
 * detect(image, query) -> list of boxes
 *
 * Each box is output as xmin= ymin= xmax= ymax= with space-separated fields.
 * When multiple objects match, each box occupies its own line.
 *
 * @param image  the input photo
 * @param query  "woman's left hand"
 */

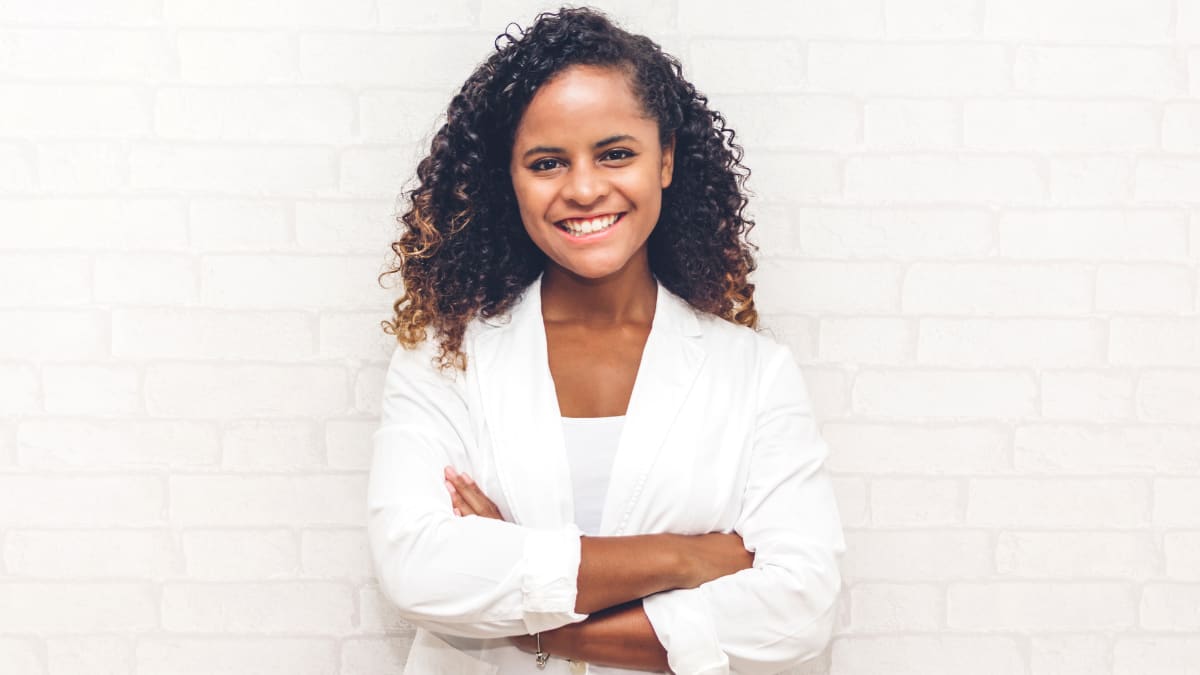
xmin=443 ymin=465 xmax=505 ymax=520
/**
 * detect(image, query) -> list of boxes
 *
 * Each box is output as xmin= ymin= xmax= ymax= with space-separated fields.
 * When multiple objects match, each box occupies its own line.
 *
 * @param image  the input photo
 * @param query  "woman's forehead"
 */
xmin=513 ymin=66 xmax=654 ymax=146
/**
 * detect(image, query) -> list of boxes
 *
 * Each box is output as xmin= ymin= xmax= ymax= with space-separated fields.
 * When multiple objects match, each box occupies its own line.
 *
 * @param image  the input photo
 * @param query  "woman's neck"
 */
xmin=539 ymin=258 xmax=657 ymax=326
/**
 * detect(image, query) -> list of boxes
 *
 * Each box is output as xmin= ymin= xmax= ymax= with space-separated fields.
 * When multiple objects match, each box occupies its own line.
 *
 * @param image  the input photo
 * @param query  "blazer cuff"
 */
xmin=643 ymin=587 xmax=729 ymax=675
xmin=520 ymin=524 xmax=589 ymax=634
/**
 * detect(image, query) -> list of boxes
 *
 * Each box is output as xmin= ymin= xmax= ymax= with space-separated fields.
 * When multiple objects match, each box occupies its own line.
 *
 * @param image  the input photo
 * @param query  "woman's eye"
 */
xmin=530 ymin=158 xmax=562 ymax=172
xmin=604 ymin=149 xmax=634 ymax=161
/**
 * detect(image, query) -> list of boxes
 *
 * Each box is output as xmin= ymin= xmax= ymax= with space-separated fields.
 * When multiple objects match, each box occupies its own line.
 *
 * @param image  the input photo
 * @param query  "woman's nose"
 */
xmin=562 ymin=163 xmax=608 ymax=205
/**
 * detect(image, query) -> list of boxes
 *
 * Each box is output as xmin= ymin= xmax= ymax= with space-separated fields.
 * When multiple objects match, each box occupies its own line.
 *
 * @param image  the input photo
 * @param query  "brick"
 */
xmin=169 ymin=475 xmax=366 ymax=527
xmin=0 ymin=475 xmax=164 ymax=526
xmin=1164 ymin=103 xmax=1200 ymax=151
xmin=918 ymin=318 xmax=1105 ymax=367
xmin=715 ymin=95 xmax=859 ymax=150
xmin=1135 ymin=158 xmax=1200 ymax=203
xmin=744 ymin=153 xmax=841 ymax=201
xmin=36 ymin=141 xmax=125 ymax=193
xmin=47 ymin=636 xmax=133 ymax=675
xmin=1049 ymin=157 xmax=1132 ymax=205
xmin=1154 ymin=478 xmax=1200 ymax=527
xmin=1137 ymin=371 xmax=1200 ymax=423
xmin=161 ymin=582 xmax=354 ymax=633
xmin=42 ymin=364 xmax=141 ymax=416
xmin=0 ymin=639 xmax=38 ymax=675
xmin=1016 ymin=424 xmax=1200 ymax=474
xmin=357 ymin=586 xmax=410 ymax=633
xmin=1111 ymin=318 xmax=1200 ymax=365
xmin=864 ymin=98 xmax=959 ymax=150
xmin=0 ymin=198 xmax=187 ymax=250
xmin=1031 ymin=635 xmax=1111 ymax=675
xmin=341 ymin=638 xmax=412 ymax=675
xmin=1141 ymin=584 xmax=1200 ymax=630
xmin=679 ymin=0 xmax=883 ymax=37
xmin=810 ymin=44 xmax=1008 ymax=95
xmin=177 ymin=30 xmax=296 ymax=83
xmin=5 ymin=530 xmax=181 ymax=579
xmin=1165 ymin=534 xmax=1200 ymax=581
xmin=137 ymin=638 xmax=337 ymax=675
xmin=794 ymin=207 xmax=992 ymax=258
xmin=112 ymin=309 xmax=314 ymax=360
xmin=340 ymin=144 xmax=423 ymax=198
xmin=144 ymin=364 xmax=348 ymax=418
xmin=756 ymin=314 xmax=818 ymax=362
xmin=0 ymin=364 xmax=39 ymax=416
xmin=831 ymin=636 xmax=1023 ymax=675
xmin=853 ymin=370 xmax=1037 ymax=419
xmin=1183 ymin=2 xmax=1200 ymax=40
xmin=0 ymin=28 xmax=168 ymax=79
xmin=903 ymin=263 xmax=1092 ymax=315
xmin=0 ymin=254 xmax=90 ymax=306
xmin=0 ymin=0 xmax=158 ymax=24
xmin=155 ymin=87 xmax=355 ymax=142
xmin=17 ymin=419 xmax=218 ymax=469
xmin=130 ymin=144 xmax=337 ymax=195
xmin=1115 ymin=638 xmax=1200 ymax=675
xmin=201 ymin=254 xmax=392 ymax=310
xmin=818 ymin=317 xmax=915 ymax=365
xmin=1097 ymin=264 xmax=1194 ymax=313
xmin=1015 ymin=46 xmax=1185 ymax=97
xmin=998 ymin=210 xmax=1187 ymax=260
xmin=847 ymin=583 xmax=941 ymax=632
xmin=0 ymin=583 xmax=156 ymax=632
xmin=481 ymin=0 xmax=675 ymax=33
xmin=822 ymin=423 xmax=1010 ymax=474
xmin=359 ymin=90 xmax=451 ymax=143
xmin=966 ymin=100 xmax=1157 ymax=151
xmin=326 ymin=419 xmax=376 ymax=470
xmin=181 ymin=530 xmax=297 ymax=579
xmin=301 ymin=529 xmax=373 ymax=579
xmin=967 ymin=478 xmax=1149 ymax=527
xmin=948 ymin=582 xmax=1135 ymax=630
xmin=832 ymin=477 xmax=869 ymax=527
xmin=846 ymin=156 xmax=1043 ymax=203
xmin=0 ymin=142 xmax=35 ymax=190
xmin=320 ymin=312 xmax=396 ymax=362
xmin=997 ymin=532 xmax=1158 ymax=579
xmin=379 ymin=0 xmax=478 ymax=29
xmin=754 ymin=259 xmax=901 ymax=314
xmin=685 ymin=39 xmax=805 ymax=93
xmin=0 ymin=84 xmax=149 ymax=138
xmin=222 ymin=420 xmax=324 ymax=471
xmin=884 ymin=0 xmax=977 ymax=37
xmin=354 ymin=364 xmax=386 ymax=415
xmin=295 ymin=200 xmax=396 ymax=253
xmin=0 ymin=310 xmax=106 ymax=360
xmin=985 ymin=0 xmax=1171 ymax=40
xmin=841 ymin=531 xmax=992 ymax=581
xmin=298 ymin=33 xmax=487 ymax=87
xmin=870 ymin=478 xmax=960 ymax=526
xmin=800 ymin=366 xmax=851 ymax=419
xmin=165 ymin=0 xmax=372 ymax=27
xmin=189 ymin=198 xmax=290 ymax=251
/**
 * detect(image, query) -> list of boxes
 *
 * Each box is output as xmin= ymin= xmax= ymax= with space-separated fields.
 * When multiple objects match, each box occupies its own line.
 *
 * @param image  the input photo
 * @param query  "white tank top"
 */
xmin=560 ymin=415 xmax=624 ymax=536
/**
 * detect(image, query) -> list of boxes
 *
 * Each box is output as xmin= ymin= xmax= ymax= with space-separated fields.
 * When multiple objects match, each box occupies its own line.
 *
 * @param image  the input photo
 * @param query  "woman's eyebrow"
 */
xmin=520 ymin=134 xmax=637 ymax=160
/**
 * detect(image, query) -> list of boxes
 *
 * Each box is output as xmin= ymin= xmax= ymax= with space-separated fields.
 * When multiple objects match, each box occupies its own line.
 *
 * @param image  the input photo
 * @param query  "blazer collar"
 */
xmin=472 ymin=271 xmax=707 ymax=532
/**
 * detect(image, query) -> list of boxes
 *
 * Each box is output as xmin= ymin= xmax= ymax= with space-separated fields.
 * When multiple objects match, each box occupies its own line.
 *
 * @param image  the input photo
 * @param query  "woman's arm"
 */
xmin=510 ymin=600 xmax=669 ymax=672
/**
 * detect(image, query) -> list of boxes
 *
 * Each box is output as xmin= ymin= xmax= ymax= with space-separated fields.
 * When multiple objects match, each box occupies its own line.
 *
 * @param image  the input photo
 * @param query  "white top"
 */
xmin=560 ymin=415 xmax=624 ymax=536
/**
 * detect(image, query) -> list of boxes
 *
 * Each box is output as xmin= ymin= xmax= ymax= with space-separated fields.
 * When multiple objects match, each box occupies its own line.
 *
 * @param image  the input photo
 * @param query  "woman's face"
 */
xmin=509 ymin=64 xmax=674 ymax=281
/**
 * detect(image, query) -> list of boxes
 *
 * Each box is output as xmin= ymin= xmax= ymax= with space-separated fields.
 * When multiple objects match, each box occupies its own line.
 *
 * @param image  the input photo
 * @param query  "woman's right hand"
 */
xmin=676 ymin=532 xmax=756 ymax=588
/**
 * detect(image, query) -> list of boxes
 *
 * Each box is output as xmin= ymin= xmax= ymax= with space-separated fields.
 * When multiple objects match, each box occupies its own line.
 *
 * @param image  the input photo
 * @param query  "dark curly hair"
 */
xmin=379 ymin=5 xmax=759 ymax=371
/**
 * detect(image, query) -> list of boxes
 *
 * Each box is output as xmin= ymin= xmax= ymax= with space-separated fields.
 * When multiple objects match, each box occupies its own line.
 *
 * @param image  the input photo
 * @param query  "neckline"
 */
xmin=561 ymin=414 xmax=627 ymax=421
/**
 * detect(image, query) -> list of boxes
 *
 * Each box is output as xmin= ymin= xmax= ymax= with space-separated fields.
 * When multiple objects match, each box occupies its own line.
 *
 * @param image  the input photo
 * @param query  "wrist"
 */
xmin=661 ymin=533 xmax=693 ymax=589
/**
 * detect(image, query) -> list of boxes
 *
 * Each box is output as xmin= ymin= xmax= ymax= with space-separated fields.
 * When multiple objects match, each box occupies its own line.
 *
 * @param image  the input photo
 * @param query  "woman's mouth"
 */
xmin=554 ymin=212 xmax=625 ymax=239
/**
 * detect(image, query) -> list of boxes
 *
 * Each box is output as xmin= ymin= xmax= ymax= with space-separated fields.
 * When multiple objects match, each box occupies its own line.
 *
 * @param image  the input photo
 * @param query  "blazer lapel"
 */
xmin=472 ymin=272 xmax=707 ymax=534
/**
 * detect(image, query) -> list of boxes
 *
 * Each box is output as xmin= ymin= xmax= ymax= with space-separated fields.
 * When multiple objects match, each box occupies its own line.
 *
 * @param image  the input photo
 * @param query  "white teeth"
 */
xmin=560 ymin=213 xmax=620 ymax=235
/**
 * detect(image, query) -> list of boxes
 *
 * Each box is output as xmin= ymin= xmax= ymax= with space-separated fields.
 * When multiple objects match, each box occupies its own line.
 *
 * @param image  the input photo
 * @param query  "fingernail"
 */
xmin=444 ymin=480 xmax=456 ymax=493
xmin=463 ymin=473 xmax=475 ymax=485
xmin=453 ymin=507 xmax=461 ymax=516
xmin=444 ymin=466 xmax=456 ymax=478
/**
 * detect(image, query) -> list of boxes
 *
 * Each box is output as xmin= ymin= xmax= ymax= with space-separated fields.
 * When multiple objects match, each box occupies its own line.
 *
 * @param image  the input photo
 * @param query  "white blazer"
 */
xmin=367 ymin=272 xmax=846 ymax=675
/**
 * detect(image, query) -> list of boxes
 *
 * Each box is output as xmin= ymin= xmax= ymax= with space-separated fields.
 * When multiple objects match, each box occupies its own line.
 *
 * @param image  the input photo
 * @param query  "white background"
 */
xmin=1 ymin=0 xmax=1199 ymax=673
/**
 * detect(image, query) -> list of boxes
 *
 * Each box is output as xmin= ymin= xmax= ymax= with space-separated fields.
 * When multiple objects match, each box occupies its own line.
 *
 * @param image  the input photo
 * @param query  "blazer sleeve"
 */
xmin=366 ymin=339 xmax=590 ymax=638
xmin=641 ymin=342 xmax=846 ymax=675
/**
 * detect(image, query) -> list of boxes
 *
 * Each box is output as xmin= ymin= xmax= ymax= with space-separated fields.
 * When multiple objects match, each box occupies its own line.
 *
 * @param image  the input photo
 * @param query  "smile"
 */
xmin=555 ymin=212 xmax=625 ymax=237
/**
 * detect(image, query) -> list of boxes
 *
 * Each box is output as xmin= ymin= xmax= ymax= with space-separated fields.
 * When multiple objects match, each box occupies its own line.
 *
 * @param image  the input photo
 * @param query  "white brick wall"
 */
xmin=0 ymin=0 xmax=1196 ymax=673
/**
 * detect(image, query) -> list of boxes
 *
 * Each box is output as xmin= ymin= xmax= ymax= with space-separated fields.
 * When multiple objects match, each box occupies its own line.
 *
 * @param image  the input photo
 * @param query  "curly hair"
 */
xmin=379 ymin=5 xmax=759 ymax=371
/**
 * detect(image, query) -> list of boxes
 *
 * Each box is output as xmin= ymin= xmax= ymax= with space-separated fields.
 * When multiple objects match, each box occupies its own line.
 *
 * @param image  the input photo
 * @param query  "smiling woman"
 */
xmin=369 ymin=6 xmax=845 ymax=675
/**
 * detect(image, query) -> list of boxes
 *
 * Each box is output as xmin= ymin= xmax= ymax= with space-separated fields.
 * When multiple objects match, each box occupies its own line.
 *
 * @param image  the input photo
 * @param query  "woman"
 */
xmin=368 ymin=7 xmax=845 ymax=674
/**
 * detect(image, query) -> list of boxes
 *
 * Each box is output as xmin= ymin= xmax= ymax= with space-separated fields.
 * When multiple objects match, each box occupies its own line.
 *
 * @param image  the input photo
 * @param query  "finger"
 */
xmin=445 ymin=480 xmax=477 ymax=517
xmin=452 ymin=474 xmax=495 ymax=515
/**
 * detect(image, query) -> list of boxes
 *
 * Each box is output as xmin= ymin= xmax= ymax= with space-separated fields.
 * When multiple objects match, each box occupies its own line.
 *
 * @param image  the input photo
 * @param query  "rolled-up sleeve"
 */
xmin=367 ymin=341 xmax=589 ymax=638
xmin=642 ymin=343 xmax=846 ymax=675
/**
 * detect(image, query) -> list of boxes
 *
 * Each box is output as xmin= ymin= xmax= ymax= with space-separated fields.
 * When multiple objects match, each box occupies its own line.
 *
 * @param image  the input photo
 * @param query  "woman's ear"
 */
xmin=660 ymin=133 xmax=675 ymax=189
